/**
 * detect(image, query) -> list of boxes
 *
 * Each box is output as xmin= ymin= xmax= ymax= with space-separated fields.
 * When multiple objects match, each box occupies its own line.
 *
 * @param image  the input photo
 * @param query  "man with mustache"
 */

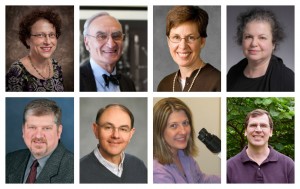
xmin=80 ymin=104 xmax=147 ymax=183
xmin=80 ymin=12 xmax=136 ymax=92
xmin=227 ymin=109 xmax=294 ymax=183
xmin=6 ymin=99 xmax=74 ymax=183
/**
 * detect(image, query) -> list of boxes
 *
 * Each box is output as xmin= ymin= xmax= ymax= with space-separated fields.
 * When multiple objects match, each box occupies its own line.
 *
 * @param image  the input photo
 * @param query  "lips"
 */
xmin=41 ymin=47 xmax=52 ymax=52
xmin=177 ymin=52 xmax=191 ymax=58
xmin=103 ymin=49 xmax=118 ymax=54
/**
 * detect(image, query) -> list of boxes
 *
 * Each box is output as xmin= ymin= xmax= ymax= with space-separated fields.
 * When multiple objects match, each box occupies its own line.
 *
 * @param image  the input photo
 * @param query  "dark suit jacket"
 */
xmin=6 ymin=142 xmax=74 ymax=183
xmin=80 ymin=60 xmax=136 ymax=92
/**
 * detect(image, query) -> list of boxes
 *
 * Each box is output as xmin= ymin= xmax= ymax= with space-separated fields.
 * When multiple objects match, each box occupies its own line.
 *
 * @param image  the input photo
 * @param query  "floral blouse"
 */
xmin=6 ymin=59 xmax=64 ymax=92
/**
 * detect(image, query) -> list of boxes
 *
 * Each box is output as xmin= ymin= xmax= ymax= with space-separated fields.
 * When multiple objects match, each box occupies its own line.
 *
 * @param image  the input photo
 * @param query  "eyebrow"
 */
xmin=101 ymin=122 xmax=130 ymax=128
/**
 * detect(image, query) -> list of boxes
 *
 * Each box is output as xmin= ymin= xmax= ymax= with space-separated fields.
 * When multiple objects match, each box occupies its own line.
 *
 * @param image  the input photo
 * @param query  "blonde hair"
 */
xmin=153 ymin=97 xmax=198 ymax=164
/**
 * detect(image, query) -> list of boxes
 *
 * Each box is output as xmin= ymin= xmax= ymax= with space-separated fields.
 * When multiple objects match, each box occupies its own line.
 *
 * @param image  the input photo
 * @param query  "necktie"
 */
xmin=102 ymin=74 xmax=120 ymax=87
xmin=26 ymin=160 xmax=39 ymax=183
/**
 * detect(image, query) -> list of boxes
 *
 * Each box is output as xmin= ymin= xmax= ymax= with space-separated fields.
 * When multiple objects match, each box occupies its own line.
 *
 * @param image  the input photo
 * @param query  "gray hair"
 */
xmin=83 ymin=12 xmax=110 ymax=36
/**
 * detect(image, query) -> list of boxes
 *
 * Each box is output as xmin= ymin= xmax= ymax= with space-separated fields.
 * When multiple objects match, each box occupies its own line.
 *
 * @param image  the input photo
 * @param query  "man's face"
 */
xmin=22 ymin=114 xmax=62 ymax=159
xmin=93 ymin=106 xmax=135 ymax=163
xmin=245 ymin=114 xmax=273 ymax=149
xmin=84 ymin=15 xmax=123 ymax=69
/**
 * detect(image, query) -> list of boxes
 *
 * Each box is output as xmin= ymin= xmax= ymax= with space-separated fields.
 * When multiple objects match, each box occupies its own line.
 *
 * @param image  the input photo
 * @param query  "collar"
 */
xmin=241 ymin=145 xmax=279 ymax=164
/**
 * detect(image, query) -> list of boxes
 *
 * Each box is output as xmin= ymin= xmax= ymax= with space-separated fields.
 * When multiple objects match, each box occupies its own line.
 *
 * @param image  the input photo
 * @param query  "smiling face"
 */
xmin=167 ymin=21 xmax=206 ymax=69
xmin=22 ymin=114 xmax=62 ymax=159
xmin=245 ymin=114 xmax=273 ymax=149
xmin=242 ymin=21 xmax=275 ymax=64
xmin=26 ymin=19 xmax=57 ymax=61
xmin=93 ymin=106 xmax=135 ymax=163
xmin=84 ymin=15 xmax=123 ymax=70
xmin=163 ymin=110 xmax=191 ymax=155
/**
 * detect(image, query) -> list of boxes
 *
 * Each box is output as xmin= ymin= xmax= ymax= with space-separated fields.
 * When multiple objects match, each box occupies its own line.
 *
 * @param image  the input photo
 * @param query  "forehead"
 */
xmin=170 ymin=21 xmax=199 ymax=34
xmin=31 ymin=19 xmax=55 ymax=30
xmin=248 ymin=114 xmax=269 ymax=124
xmin=244 ymin=20 xmax=272 ymax=33
xmin=89 ymin=15 xmax=122 ymax=33
xmin=167 ymin=110 xmax=188 ymax=122
xmin=100 ymin=106 xmax=130 ymax=123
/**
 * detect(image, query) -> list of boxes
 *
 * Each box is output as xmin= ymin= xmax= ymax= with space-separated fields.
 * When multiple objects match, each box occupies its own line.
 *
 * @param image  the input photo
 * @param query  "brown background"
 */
xmin=6 ymin=6 xmax=74 ymax=91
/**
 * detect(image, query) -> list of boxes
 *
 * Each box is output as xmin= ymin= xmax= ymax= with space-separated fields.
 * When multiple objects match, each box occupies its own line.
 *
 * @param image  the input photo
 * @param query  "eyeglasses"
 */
xmin=98 ymin=124 xmax=131 ymax=134
xmin=86 ymin=31 xmax=125 ymax=42
xmin=31 ymin=33 xmax=58 ymax=39
xmin=248 ymin=123 xmax=270 ymax=131
xmin=168 ymin=35 xmax=201 ymax=43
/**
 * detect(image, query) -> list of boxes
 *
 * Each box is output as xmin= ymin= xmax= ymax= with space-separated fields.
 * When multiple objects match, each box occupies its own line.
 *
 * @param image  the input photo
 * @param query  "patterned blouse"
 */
xmin=6 ymin=59 xmax=64 ymax=92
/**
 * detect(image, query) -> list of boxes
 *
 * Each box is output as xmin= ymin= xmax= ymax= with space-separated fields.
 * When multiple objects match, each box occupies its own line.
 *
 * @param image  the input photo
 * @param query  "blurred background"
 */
xmin=6 ymin=6 xmax=74 ymax=91
xmin=80 ymin=6 xmax=148 ymax=91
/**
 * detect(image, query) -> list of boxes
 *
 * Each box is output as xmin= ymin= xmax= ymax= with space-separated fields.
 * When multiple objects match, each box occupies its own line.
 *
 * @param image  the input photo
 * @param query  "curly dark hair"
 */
xmin=19 ymin=9 xmax=62 ymax=49
xmin=236 ymin=8 xmax=285 ymax=50
xmin=166 ymin=6 xmax=209 ymax=38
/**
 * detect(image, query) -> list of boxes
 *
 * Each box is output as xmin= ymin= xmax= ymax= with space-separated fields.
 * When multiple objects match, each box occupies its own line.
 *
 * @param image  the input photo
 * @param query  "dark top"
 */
xmin=80 ymin=151 xmax=147 ymax=183
xmin=6 ymin=142 xmax=74 ymax=183
xmin=227 ymin=55 xmax=294 ymax=91
xmin=157 ymin=63 xmax=221 ymax=92
xmin=6 ymin=59 xmax=64 ymax=92
xmin=80 ymin=60 xmax=136 ymax=92
xmin=227 ymin=146 xmax=294 ymax=183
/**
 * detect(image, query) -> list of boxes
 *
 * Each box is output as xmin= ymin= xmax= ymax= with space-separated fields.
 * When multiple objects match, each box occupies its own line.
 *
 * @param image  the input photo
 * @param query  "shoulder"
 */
xmin=227 ymin=151 xmax=243 ymax=167
xmin=119 ymin=74 xmax=136 ymax=91
xmin=80 ymin=151 xmax=96 ymax=164
xmin=157 ymin=72 xmax=177 ymax=91
xmin=272 ymin=148 xmax=294 ymax=165
xmin=6 ymin=149 xmax=30 ymax=160
xmin=80 ymin=60 xmax=92 ymax=71
xmin=6 ymin=60 xmax=24 ymax=74
xmin=124 ymin=153 xmax=146 ymax=167
xmin=203 ymin=64 xmax=221 ymax=75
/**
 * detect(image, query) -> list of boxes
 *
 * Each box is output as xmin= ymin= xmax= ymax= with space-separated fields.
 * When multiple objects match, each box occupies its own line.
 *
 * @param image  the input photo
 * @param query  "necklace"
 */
xmin=172 ymin=66 xmax=203 ymax=92
xmin=28 ymin=55 xmax=51 ymax=80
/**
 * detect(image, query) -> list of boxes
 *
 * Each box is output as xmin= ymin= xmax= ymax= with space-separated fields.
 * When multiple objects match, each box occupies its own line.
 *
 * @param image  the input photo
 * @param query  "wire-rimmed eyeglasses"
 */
xmin=86 ymin=31 xmax=125 ymax=42
xmin=31 ymin=33 xmax=58 ymax=39
xmin=168 ymin=35 xmax=201 ymax=43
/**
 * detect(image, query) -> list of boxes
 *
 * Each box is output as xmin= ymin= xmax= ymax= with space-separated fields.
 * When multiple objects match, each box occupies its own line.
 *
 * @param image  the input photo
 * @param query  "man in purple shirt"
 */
xmin=227 ymin=109 xmax=294 ymax=183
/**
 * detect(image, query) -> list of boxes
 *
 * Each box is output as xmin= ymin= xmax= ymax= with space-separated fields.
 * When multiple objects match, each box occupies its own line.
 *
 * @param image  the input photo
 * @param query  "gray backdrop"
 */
xmin=227 ymin=6 xmax=294 ymax=73
xmin=80 ymin=97 xmax=147 ymax=167
xmin=153 ymin=6 xmax=221 ymax=91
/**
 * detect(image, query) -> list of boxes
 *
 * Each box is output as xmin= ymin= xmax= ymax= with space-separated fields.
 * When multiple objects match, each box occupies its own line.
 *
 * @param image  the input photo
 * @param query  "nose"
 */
xmin=105 ymin=35 xmax=117 ymax=48
xmin=111 ymin=128 xmax=120 ymax=138
xmin=254 ymin=125 xmax=262 ymax=132
xmin=178 ymin=38 xmax=188 ymax=48
xmin=43 ymin=35 xmax=51 ymax=44
xmin=178 ymin=125 xmax=187 ymax=134
xmin=35 ymin=128 xmax=44 ymax=138
xmin=250 ymin=37 xmax=258 ymax=47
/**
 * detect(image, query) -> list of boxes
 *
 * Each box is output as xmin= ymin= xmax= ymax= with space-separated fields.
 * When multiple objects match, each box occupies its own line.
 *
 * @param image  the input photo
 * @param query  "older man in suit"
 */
xmin=80 ymin=12 xmax=136 ymax=92
xmin=6 ymin=99 xmax=73 ymax=183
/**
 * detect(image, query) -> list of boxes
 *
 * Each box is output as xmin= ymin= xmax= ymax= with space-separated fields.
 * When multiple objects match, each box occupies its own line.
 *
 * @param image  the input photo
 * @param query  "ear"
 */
xmin=92 ymin=123 xmax=99 ymax=139
xmin=84 ymin=36 xmax=90 ymax=51
xmin=57 ymin=125 xmax=63 ymax=139
xmin=270 ymin=128 xmax=273 ymax=137
xmin=200 ymin=37 xmax=206 ymax=48
xmin=128 ymin=128 xmax=136 ymax=141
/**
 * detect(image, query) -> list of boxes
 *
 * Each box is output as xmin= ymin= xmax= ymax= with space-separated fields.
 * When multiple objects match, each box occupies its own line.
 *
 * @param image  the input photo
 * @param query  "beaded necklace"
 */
xmin=28 ymin=55 xmax=51 ymax=80
xmin=172 ymin=65 xmax=203 ymax=92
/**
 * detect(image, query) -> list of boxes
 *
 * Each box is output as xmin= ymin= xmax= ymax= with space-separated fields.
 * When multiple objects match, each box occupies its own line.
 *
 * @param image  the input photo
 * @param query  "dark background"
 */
xmin=80 ymin=6 xmax=148 ymax=92
xmin=6 ymin=6 xmax=74 ymax=91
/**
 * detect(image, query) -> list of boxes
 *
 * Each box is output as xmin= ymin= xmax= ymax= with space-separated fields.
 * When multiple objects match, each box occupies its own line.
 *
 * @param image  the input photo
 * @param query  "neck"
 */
xmin=99 ymin=147 xmax=122 ymax=165
xmin=97 ymin=62 xmax=116 ymax=74
xmin=246 ymin=145 xmax=270 ymax=165
xmin=179 ymin=59 xmax=204 ymax=79
xmin=244 ymin=57 xmax=271 ymax=78
xmin=28 ymin=55 xmax=49 ymax=69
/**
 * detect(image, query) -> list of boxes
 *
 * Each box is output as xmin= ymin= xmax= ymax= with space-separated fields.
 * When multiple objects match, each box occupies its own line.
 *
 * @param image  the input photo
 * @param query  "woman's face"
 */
xmin=167 ymin=21 xmax=206 ymax=69
xmin=26 ymin=19 xmax=57 ymax=60
xmin=242 ymin=21 xmax=275 ymax=64
xmin=163 ymin=110 xmax=191 ymax=155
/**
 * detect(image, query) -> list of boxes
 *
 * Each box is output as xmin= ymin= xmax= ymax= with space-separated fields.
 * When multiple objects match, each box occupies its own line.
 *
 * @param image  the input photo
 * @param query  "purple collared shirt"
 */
xmin=153 ymin=150 xmax=221 ymax=183
xmin=227 ymin=146 xmax=294 ymax=183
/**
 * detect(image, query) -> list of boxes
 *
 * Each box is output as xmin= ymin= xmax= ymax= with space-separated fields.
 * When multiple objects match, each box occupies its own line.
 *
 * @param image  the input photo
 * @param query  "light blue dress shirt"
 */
xmin=90 ymin=58 xmax=120 ymax=92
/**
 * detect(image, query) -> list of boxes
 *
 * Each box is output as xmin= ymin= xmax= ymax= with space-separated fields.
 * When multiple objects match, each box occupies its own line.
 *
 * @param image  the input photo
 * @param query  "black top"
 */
xmin=227 ymin=55 xmax=294 ymax=91
xmin=80 ymin=151 xmax=147 ymax=183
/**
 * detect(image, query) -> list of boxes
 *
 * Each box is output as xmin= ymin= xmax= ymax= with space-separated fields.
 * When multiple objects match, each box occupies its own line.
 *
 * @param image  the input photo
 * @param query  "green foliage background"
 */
xmin=227 ymin=97 xmax=294 ymax=160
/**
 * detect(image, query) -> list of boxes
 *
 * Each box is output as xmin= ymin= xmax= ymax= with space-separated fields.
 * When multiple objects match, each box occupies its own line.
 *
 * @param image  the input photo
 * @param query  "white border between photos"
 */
xmin=1 ymin=0 xmax=298 ymax=189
